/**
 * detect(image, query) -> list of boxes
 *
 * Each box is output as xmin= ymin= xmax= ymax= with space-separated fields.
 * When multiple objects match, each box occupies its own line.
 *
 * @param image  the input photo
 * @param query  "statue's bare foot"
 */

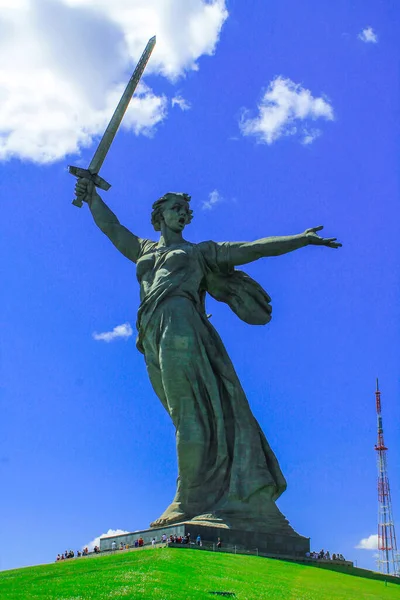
xmin=150 ymin=512 xmax=188 ymax=528
xmin=150 ymin=503 xmax=190 ymax=528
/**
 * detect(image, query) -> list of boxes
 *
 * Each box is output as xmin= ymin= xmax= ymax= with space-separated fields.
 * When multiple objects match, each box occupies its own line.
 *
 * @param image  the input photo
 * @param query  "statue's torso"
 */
xmin=136 ymin=241 xmax=206 ymax=305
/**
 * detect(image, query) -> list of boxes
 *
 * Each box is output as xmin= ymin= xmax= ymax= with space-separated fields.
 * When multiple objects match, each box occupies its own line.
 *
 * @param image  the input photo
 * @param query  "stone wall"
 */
xmin=100 ymin=522 xmax=310 ymax=557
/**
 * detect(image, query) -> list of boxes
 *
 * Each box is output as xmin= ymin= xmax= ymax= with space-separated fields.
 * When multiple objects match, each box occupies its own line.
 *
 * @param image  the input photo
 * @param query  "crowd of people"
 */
xmin=306 ymin=549 xmax=346 ymax=561
xmin=56 ymin=547 xmax=89 ymax=561
xmin=111 ymin=538 xmax=143 ymax=551
xmin=109 ymin=533 xmax=206 ymax=549
xmin=158 ymin=533 xmax=222 ymax=548
xmin=162 ymin=533 xmax=194 ymax=545
xmin=56 ymin=545 xmax=101 ymax=561
xmin=55 ymin=533 xmax=223 ymax=562
xmin=57 ymin=538 xmax=346 ymax=564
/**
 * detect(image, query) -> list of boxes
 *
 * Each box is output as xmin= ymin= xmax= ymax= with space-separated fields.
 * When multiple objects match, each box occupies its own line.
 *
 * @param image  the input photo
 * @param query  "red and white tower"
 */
xmin=375 ymin=379 xmax=400 ymax=576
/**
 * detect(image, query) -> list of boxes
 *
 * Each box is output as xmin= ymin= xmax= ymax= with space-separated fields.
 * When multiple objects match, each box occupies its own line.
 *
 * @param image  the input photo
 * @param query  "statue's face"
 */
xmin=161 ymin=196 xmax=190 ymax=232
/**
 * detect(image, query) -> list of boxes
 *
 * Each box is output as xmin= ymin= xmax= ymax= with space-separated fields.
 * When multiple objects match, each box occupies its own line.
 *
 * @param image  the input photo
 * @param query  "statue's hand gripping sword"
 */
xmin=69 ymin=36 xmax=156 ymax=207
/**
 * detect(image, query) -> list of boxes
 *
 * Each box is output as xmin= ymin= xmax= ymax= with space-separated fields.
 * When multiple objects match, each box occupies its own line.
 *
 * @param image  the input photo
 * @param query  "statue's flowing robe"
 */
xmin=136 ymin=239 xmax=289 ymax=529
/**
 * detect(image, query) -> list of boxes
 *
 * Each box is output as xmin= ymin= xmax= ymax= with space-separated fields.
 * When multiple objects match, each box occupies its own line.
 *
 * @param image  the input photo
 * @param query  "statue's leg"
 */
xmin=151 ymin=340 xmax=213 ymax=524
xmin=142 ymin=348 xmax=188 ymax=526
xmin=144 ymin=298 xmax=228 ymax=527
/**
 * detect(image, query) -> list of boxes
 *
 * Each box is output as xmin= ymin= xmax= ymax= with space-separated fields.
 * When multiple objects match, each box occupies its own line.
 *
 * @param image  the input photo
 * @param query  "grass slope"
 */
xmin=0 ymin=547 xmax=398 ymax=600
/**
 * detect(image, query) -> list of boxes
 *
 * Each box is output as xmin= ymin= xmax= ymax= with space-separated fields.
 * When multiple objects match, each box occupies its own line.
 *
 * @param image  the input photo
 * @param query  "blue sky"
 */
xmin=1 ymin=0 xmax=399 ymax=573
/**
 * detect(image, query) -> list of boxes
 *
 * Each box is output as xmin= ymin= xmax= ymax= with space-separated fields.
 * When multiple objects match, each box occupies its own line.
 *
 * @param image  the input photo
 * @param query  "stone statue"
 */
xmin=75 ymin=179 xmax=341 ymax=534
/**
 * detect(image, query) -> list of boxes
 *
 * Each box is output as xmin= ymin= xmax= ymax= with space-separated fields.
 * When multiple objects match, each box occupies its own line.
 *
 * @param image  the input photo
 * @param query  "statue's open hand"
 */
xmin=304 ymin=226 xmax=342 ymax=249
xmin=75 ymin=178 xmax=96 ymax=205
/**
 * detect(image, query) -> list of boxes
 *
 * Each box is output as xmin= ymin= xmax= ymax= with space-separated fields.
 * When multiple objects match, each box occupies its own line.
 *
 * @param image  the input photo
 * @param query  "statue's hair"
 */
xmin=151 ymin=192 xmax=193 ymax=232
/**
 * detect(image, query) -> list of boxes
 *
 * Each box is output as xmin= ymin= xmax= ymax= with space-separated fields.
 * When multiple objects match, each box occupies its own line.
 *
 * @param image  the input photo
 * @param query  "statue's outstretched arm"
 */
xmin=228 ymin=226 xmax=341 ymax=267
xmin=75 ymin=178 xmax=142 ymax=263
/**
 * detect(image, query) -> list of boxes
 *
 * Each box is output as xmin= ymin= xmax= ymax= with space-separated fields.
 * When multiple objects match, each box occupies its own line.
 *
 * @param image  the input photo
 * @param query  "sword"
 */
xmin=69 ymin=35 xmax=156 ymax=207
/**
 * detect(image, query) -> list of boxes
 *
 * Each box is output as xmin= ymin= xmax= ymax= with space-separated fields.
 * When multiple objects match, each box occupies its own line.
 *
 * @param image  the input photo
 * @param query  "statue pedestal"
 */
xmin=100 ymin=521 xmax=310 ymax=558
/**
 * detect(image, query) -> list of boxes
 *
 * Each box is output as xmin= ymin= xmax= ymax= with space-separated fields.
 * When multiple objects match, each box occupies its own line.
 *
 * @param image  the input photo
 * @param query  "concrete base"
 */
xmin=100 ymin=521 xmax=310 ymax=558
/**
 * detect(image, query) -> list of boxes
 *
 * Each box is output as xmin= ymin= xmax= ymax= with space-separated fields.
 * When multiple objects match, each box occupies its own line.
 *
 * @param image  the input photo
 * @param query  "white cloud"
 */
xmin=302 ymin=129 xmax=321 ymax=145
xmin=356 ymin=534 xmax=379 ymax=550
xmin=93 ymin=322 xmax=133 ymax=342
xmin=0 ymin=0 xmax=228 ymax=163
xmin=62 ymin=0 xmax=228 ymax=79
xmin=202 ymin=189 xmax=223 ymax=210
xmin=172 ymin=95 xmax=191 ymax=111
xmin=358 ymin=27 xmax=378 ymax=44
xmin=240 ymin=77 xmax=334 ymax=145
xmin=83 ymin=528 xmax=130 ymax=552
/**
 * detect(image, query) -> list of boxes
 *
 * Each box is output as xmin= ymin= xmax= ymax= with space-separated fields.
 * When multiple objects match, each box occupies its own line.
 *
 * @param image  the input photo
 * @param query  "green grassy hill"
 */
xmin=0 ymin=547 xmax=398 ymax=600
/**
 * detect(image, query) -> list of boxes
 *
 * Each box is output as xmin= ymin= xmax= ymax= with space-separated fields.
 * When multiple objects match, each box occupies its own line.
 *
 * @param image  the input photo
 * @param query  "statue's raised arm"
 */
xmin=227 ymin=226 xmax=342 ymax=267
xmin=75 ymin=178 xmax=142 ymax=263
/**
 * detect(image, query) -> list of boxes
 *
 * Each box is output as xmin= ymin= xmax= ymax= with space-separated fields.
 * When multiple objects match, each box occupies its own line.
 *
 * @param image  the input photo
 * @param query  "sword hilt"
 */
xmin=68 ymin=166 xmax=112 ymax=208
xmin=72 ymin=196 xmax=84 ymax=208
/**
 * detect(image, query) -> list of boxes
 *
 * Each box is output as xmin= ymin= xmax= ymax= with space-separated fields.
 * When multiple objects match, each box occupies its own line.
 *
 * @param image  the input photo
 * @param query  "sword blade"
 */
xmin=88 ymin=35 xmax=156 ymax=175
